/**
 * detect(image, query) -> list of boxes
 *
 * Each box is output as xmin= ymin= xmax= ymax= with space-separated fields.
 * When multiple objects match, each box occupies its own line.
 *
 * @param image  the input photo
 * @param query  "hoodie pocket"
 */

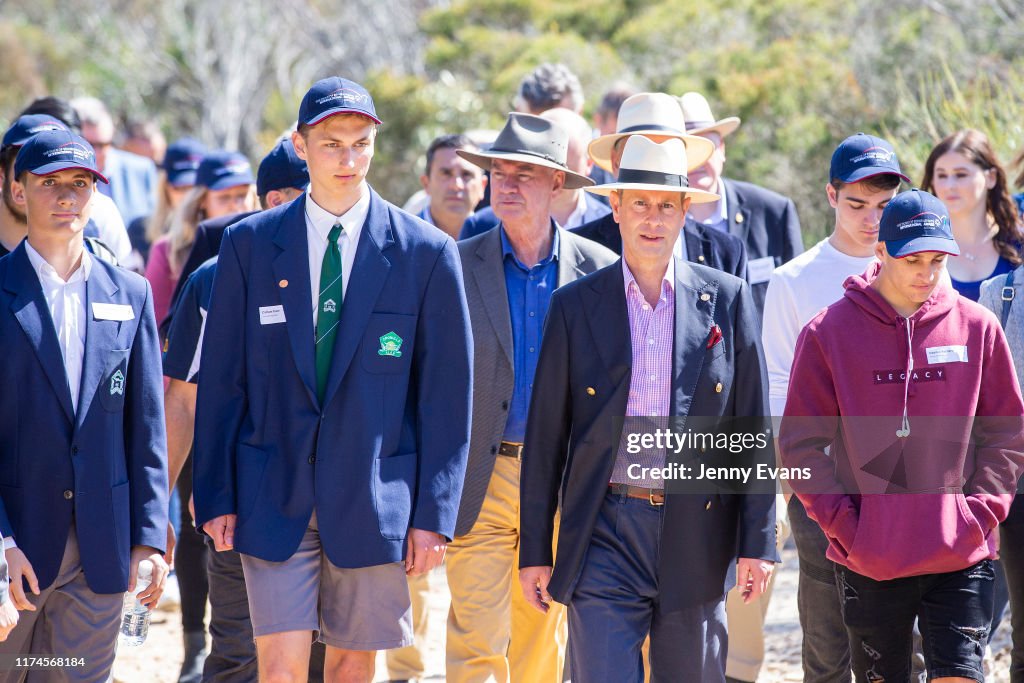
xmin=845 ymin=493 xmax=990 ymax=580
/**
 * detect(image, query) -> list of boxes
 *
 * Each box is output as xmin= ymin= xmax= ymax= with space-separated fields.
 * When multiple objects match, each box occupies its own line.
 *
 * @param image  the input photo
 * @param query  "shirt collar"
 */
xmin=565 ymin=191 xmax=589 ymax=228
xmin=25 ymin=239 xmax=92 ymax=284
xmin=305 ymin=184 xmax=370 ymax=240
xmin=499 ymin=220 xmax=560 ymax=270
xmin=696 ymin=177 xmax=729 ymax=226
xmin=622 ymin=256 xmax=675 ymax=299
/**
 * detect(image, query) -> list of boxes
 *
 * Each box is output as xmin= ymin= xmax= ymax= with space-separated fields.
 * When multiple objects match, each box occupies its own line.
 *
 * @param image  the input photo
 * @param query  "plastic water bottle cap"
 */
xmin=137 ymin=559 xmax=153 ymax=581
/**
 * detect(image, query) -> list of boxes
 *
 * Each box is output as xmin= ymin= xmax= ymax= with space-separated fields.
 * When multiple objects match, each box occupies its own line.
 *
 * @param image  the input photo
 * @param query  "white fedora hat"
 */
xmin=457 ymin=112 xmax=594 ymax=190
xmin=584 ymin=136 xmax=719 ymax=203
xmin=679 ymin=92 xmax=741 ymax=138
xmin=587 ymin=93 xmax=715 ymax=173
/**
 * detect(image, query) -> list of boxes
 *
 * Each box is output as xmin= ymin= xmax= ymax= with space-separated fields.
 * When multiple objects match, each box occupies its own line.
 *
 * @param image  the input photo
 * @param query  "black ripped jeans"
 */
xmin=835 ymin=560 xmax=994 ymax=683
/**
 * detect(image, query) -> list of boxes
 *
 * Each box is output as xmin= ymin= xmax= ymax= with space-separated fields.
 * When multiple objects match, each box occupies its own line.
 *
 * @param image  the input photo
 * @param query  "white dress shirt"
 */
xmin=304 ymin=185 xmax=369 ymax=325
xmin=6 ymin=243 xmax=92 ymax=549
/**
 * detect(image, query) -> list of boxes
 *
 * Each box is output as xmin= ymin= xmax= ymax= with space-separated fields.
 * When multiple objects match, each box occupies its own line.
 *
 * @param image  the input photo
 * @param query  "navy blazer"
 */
xmin=193 ymin=189 xmax=473 ymax=567
xmin=519 ymin=259 xmax=776 ymax=610
xmin=459 ymin=193 xmax=611 ymax=240
xmin=570 ymin=212 xmax=748 ymax=281
xmin=0 ymin=244 xmax=168 ymax=594
xmin=719 ymin=178 xmax=803 ymax=310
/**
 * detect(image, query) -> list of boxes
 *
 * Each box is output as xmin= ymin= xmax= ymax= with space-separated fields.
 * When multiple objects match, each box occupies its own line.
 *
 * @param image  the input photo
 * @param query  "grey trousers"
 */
xmin=0 ymin=528 xmax=121 ymax=683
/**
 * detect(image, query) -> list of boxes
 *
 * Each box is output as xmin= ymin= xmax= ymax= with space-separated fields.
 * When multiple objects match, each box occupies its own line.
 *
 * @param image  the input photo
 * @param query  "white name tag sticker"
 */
xmin=747 ymin=256 xmax=776 ymax=285
xmin=926 ymin=345 xmax=968 ymax=364
xmin=91 ymin=302 xmax=135 ymax=321
xmin=259 ymin=305 xmax=287 ymax=325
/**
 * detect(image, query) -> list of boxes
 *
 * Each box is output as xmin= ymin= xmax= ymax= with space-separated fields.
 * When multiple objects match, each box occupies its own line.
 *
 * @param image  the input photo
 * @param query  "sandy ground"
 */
xmin=113 ymin=543 xmax=1014 ymax=682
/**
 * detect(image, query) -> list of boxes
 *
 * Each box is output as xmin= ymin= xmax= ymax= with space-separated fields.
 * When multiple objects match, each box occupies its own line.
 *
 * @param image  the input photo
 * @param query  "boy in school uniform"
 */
xmin=0 ymin=129 xmax=169 ymax=681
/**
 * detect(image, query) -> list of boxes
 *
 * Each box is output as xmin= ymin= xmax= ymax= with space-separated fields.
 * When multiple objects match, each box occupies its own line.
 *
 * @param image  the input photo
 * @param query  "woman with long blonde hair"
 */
xmin=145 ymin=150 xmax=256 ymax=324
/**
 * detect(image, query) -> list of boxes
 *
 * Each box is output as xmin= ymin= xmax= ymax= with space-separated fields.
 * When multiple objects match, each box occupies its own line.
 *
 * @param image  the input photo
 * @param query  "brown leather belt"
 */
xmin=498 ymin=441 xmax=523 ymax=459
xmin=608 ymin=483 xmax=665 ymax=506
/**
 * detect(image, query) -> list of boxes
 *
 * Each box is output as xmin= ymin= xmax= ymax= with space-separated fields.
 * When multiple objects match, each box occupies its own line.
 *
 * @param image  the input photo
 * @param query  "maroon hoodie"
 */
xmin=780 ymin=262 xmax=1024 ymax=580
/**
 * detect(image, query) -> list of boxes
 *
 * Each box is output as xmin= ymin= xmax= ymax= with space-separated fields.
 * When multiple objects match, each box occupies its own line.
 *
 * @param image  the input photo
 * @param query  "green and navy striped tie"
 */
xmin=315 ymin=223 xmax=343 ymax=401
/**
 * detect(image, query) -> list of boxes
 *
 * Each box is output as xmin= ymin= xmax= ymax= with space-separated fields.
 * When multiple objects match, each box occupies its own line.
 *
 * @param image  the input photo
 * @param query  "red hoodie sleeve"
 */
xmin=778 ymin=321 xmax=859 ymax=553
xmin=966 ymin=321 xmax=1024 ymax=534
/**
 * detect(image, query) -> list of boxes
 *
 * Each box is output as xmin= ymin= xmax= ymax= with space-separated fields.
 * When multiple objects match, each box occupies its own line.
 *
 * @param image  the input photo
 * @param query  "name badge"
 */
xmin=925 ymin=345 xmax=968 ymax=364
xmin=747 ymin=256 xmax=776 ymax=285
xmin=91 ymin=302 xmax=135 ymax=321
xmin=259 ymin=305 xmax=287 ymax=325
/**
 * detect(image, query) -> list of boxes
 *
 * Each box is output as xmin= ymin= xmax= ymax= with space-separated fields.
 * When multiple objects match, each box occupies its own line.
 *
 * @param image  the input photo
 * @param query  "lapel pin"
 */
xmin=279 ymin=279 xmax=289 ymax=288
xmin=700 ymin=293 xmax=711 ymax=302
xmin=586 ymin=386 xmax=596 ymax=396
xmin=715 ymin=382 xmax=723 ymax=393
xmin=697 ymin=254 xmax=705 ymax=263
xmin=735 ymin=212 xmax=744 ymax=223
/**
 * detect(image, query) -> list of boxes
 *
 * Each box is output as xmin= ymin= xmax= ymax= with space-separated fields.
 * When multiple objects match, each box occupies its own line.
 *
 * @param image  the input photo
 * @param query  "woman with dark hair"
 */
xmin=922 ymin=128 xmax=1024 ymax=301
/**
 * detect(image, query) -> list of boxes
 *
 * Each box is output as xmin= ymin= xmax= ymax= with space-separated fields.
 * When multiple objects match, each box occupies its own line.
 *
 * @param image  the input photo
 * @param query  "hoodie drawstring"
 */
xmin=897 ymin=316 xmax=913 ymax=438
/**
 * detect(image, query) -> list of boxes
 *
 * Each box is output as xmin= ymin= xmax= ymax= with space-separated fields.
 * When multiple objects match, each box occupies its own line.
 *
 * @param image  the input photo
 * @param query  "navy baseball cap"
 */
xmin=830 ymin=133 xmax=910 ymax=184
xmin=298 ymin=77 xmax=381 ymax=127
xmin=3 ymin=115 xmax=70 ymax=149
xmin=879 ymin=189 xmax=960 ymax=258
xmin=195 ymin=151 xmax=255 ymax=191
xmin=162 ymin=137 xmax=207 ymax=187
xmin=13 ymin=129 xmax=108 ymax=183
xmin=256 ymin=138 xmax=309 ymax=196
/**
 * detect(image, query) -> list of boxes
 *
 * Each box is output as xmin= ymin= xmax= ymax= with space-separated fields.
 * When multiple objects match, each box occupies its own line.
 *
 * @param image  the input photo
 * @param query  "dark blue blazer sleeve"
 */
xmin=192 ymin=229 xmax=246 ymax=528
xmin=125 ymin=281 xmax=170 ymax=551
xmin=411 ymin=239 xmax=473 ymax=538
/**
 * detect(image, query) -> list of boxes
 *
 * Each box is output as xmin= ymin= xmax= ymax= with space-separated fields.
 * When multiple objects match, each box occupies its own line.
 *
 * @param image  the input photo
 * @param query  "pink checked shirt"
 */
xmin=610 ymin=258 xmax=676 ymax=488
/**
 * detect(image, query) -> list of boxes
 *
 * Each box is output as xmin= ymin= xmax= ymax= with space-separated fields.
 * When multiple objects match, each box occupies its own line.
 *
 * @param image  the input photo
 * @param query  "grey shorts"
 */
xmin=239 ymin=511 xmax=413 ymax=650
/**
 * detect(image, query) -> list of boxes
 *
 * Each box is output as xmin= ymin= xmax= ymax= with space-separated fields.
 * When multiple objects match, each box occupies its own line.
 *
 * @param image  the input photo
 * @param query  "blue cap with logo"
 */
xmin=14 ymin=129 xmax=108 ymax=184
xmin=830 ymin=133 xmax=910 ymax=184
xmin=298 ymin=77 xmax=382 ymax=127
xmin=162 ymin=137 xmax=207 ymax=187
xmin=879 ymin=189 xmax=960 ymax=257
xmin=195 ymin=150 xmax=255 ymax=191
xmin=256 ymin=138 xmax=309 ymax=196
xmin=2 ymin=115 xmax=71 ymax=149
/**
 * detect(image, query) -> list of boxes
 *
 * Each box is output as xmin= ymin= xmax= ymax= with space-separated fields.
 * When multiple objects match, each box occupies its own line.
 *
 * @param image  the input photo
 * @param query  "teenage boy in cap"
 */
xmin=571 ymin=93 xmax=748 ymax=280
xmin=679 ymin=92 xmax=804 ymax=312
xmin=0 ymin=115 xmax=118 ymax=266
xmin=445 ymin=112 xmax=615 ymax=683
xmin=163 ymin=136 xmax=322 ymax=683
xmin=519 ymin=135 xmax=777 ymax=683
xmin=0 ymin=129 xmax=169 ymax=679
xmin=193 ymin=77 xmax=472 ymax=683
xmin=780 ymin=189 xmax=1024 ymax=682
xmin=759 ymin=133 xmax=908 ymax=683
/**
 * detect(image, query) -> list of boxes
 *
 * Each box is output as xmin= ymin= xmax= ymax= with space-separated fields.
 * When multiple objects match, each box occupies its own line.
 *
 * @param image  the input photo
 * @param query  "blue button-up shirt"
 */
xmin=501 ymin=224 xmax=560 ymax=443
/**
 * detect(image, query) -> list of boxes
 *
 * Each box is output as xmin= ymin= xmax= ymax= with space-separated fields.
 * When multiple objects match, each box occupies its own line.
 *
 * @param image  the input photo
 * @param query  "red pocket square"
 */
xmin=706 ymin=325 xmax=723 ymax=349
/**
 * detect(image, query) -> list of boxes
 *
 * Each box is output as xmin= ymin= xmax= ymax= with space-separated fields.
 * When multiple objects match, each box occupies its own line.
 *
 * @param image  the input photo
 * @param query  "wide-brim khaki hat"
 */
xmin=585 ymin=136 xmax=719 ymax=204
xmin=457 ymin=112 xmax=594 ymax=190
xmin=679 ymin=91 xmax=741 ymax=138
xmin=588 ymin=92 xmax=715 ymax=173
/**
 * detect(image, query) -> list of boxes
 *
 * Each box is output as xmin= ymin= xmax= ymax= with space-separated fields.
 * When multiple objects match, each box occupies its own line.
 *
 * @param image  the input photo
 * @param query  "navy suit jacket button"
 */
xmin=308 ymin=455 xmax=316 ymax=464
xmin=63 ymin=490 xmax=74 ymax=500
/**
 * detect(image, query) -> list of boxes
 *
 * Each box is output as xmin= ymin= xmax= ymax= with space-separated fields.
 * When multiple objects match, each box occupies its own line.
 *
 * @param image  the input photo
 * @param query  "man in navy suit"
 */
xmin=572 ymin=93 xmax=748 ymax=281
xmin=0 ymin=130 xmax=169 ymax=680
xmin=193 ymin=77 xmax=473 ymax=683
xmin=680 ymin=92 xmax=804 ymax=312
xmin=519 ymin=136 xmax=777 ymax=682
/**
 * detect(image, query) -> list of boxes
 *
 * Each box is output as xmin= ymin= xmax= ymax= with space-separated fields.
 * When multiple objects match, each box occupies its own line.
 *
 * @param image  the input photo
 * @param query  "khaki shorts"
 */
xmin=239 ymin=511 xmax=413 ymax=650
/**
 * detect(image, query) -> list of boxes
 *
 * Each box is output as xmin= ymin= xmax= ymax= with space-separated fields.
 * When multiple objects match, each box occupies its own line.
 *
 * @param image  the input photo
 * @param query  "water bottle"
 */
xmin=119 ymin=559 xmax=153 ymax=646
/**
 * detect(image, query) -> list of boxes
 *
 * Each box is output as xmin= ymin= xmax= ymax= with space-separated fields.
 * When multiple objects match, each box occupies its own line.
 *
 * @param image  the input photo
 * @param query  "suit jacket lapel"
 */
xmin=672 ymin=258 xmax=719 ymax=419
xmin=321 ymin=189 xmax=392 ymax=407
xmin=6 ymin=245 xmax=75 ymax=423
xmin=584 ymin=262 xmax=631 ymax=391
xmin=77 ymin=260 xmax=120 ymax=428
xmin=557 ymin=230 xmax=587 ymax=286
xmin=725 ymin=180 xmax=752 ymax=244
xmin=272 ymin=197 xmax=318 ymax=404
xmin=471 ymin=228 xmax=513 ymax=365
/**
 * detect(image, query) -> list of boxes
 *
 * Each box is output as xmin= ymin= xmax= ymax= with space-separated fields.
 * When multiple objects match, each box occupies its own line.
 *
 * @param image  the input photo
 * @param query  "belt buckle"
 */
xmin=1002 ymin=286 xmax=1015 ymax=302
xmin=648 ymin=490 xmax=664 ymax=506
